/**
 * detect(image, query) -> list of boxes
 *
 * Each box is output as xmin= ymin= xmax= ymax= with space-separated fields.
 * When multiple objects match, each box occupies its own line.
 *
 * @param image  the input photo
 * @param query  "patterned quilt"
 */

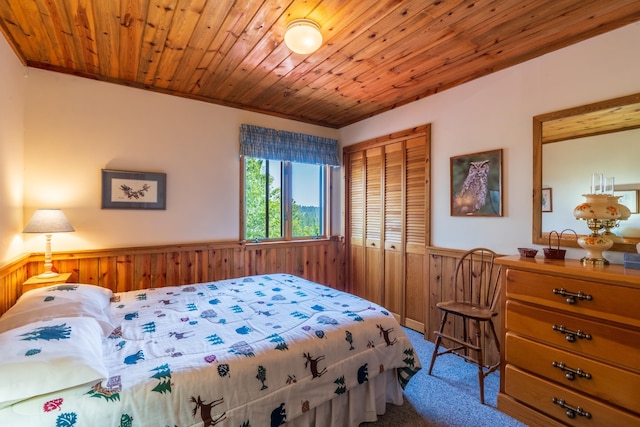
xmin=0 ymin=274 xmax=421 ymax=427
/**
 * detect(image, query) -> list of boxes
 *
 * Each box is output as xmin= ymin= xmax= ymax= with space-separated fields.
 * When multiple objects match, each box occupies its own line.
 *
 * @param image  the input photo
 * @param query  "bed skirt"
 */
xmin=288 ymin=368 xmax=404 ymax=426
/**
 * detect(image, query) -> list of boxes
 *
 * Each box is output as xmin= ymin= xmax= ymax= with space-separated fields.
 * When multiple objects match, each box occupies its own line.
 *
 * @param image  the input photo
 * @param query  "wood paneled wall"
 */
xmin=0 ymin=238 xmax=344 ymax=316
xmin=0 ymin=255 xmax=31 ymax=316
xmin=426 ymin=246 xmax=501 ymax=366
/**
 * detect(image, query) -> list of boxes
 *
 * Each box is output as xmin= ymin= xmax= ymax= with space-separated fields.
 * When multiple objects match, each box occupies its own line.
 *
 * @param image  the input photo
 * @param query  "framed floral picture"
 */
xmin=541 ymin=188 xmax=552 ymax=212
xmin=101 ymin=169 xmax=166 ymax=210
xmin=450 ymin=149 xmax=503 ymax=216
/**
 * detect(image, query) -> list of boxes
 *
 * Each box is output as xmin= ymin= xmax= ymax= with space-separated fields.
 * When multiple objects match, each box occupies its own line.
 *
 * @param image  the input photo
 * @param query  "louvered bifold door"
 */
xmin=344 ymin=124 xmax=430 ymax=332
xmin=404 ymin=136 xmax=428 ymax=331
xmin=383 ymin=142 xmax=404 ymax=319
xmin=364 ymin=148 xmax=384 ymax=305
xmin=347 ymin=151 xmax=365 ymax=298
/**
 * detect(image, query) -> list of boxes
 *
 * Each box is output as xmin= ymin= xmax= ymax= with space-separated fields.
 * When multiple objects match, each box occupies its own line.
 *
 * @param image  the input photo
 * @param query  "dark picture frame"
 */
xmin=541 ymin=187 xmax=553 ymax=212
xmin=450 ymin=149 xmax=503 ymax=216
xmin=101 ymin=169 xmax=166 ymax=210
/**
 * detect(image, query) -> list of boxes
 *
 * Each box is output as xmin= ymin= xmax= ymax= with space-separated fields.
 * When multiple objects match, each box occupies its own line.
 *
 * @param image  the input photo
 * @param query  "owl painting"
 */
xmin=454 ymin=160 xmax=490 ymax=214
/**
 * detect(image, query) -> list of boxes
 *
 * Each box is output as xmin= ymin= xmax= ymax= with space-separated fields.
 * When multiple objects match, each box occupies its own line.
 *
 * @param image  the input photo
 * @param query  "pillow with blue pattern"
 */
xmin=0 ymin=284 xmax=115 ymax=336
xmin=0 ymin=316 xmax=108 ymax=409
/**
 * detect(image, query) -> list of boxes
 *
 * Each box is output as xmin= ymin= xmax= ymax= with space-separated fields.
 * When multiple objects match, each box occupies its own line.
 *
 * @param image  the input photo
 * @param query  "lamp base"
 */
xmin=36 ymin=271 xmax=60 ymax=279
xmin=577 ymin=235 xmax=613 ymax=266
xmin=580 ymin=256 xmax=609 ymax=266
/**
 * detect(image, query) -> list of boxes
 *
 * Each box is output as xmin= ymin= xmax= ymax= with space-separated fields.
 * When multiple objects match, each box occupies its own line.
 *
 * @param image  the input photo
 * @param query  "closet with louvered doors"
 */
xmin=344 ymin=125 xmax=431 ymax=332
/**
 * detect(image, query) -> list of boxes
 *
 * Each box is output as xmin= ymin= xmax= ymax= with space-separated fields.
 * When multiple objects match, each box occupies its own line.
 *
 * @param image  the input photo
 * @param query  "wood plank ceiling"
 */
xmin=1 ymin=0 xmax=639 ymax=129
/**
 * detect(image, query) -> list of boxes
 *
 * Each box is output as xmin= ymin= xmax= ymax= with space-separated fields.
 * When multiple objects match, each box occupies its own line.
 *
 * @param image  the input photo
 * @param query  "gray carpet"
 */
xmin=363 ymin=327 xmax=527 ymax=426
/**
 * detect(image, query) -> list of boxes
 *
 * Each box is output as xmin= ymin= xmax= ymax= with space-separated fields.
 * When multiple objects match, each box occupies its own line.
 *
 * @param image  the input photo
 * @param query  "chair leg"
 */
xmin=427 ymin=335 xmax=442 ymax=375
xmin=428 ymin=312 xmax=448 ymax=375
xmin=478 ymin=367 xmax=485 ymax=405
xmin=462 ymin=317 xmax=468 ymax=358
xmin=474 ymin=320 xmax=486 ymax=405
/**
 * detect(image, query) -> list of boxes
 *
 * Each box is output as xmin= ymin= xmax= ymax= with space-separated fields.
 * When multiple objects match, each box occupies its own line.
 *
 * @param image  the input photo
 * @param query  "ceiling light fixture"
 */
xmin=284 ymin=18 xmax=322 ymax=55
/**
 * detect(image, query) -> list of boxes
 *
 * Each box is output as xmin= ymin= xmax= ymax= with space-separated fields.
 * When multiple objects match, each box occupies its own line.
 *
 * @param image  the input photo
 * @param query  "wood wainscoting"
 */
xmin=426 ymin=246 xmax=501 ymax=367
xmin=0 ymin=238 xmax=345 ymax=316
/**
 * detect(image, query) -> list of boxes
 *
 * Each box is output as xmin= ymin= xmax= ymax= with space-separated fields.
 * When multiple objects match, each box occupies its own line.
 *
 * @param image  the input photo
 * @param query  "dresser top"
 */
xmin=496 ymin=255 xmax=640 ymax=288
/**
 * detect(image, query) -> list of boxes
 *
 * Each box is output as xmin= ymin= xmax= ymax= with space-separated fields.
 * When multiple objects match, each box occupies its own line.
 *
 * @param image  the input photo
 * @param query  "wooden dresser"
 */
xmin=495 ymin=256 xmax=640 ymax=427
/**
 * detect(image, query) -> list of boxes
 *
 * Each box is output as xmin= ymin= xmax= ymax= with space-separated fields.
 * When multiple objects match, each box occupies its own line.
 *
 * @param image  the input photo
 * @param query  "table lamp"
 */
xmin=23 ymin=209 xmax=75 ymax=278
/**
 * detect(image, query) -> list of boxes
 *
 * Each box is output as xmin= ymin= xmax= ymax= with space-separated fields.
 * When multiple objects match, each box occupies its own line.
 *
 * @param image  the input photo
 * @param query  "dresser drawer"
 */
xmin=505 ymin=301 xmax=640 ymax=372
xmin=504 ymin=365 xmax=640 ymax=427
xmin=505 ymin=268 xmax=640 ymax=327
xmin=505 ymin=333 xmax=640 ymax=412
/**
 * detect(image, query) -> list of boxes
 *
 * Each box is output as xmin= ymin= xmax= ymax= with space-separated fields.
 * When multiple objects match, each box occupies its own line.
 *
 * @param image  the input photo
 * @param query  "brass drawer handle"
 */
xmin=552 ymin=324 xmax=592 ymax=342
xmin=552 ymin=397 xmax=592 ymax=420
xmin=552 ymin=288 xmax=593 ymax=305
xmin=552 ymin=361 xmax=592 ymax=381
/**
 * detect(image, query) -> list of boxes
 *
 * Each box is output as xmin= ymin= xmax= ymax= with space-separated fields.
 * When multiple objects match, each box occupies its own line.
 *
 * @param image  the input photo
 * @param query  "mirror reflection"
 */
xmin=533 ymin=92 xmax=640 ymax=252
xmin=542 ymin=129 xmax=640 ymax=240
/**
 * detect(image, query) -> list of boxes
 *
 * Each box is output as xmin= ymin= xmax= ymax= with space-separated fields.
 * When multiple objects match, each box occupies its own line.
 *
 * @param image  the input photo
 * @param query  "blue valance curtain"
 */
xmin=240 ymin=124 xmax=340 ymax=166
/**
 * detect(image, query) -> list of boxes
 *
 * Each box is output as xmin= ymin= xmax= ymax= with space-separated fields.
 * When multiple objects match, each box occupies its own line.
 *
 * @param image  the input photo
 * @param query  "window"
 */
xmin=239 ymin=124 xmax=339 ymax=242
xmin=243 ymin=157 xmax=327 ymax=241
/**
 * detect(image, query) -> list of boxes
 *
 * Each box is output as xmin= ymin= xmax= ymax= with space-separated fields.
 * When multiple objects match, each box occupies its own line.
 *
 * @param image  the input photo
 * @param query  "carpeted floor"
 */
xmin=363 ymin=327 xmax=527 ymax=426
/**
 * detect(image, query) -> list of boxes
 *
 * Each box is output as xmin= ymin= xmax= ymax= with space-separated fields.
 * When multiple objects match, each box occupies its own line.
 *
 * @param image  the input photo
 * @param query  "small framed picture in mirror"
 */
xmin=614 ymin=190 xmax=638 ymax=214
xmin=541 ymin=188 xmax=552 ymax=212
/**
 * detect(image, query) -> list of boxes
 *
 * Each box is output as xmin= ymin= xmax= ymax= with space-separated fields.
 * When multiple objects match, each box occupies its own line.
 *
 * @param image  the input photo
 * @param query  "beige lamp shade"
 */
xmin=284 ymin=19 xmax=322 ymax=54
xmin=23 ymin=209 xmax=75 ymax=233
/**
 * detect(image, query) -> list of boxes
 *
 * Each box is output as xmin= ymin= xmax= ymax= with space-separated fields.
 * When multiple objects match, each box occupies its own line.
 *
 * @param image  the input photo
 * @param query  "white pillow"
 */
xmin=0 ymin=316 xmax=109 ymax=409
xmin=0 ymin=284 xmax=115 ymax=336
xmin=18 ymin=283 xmax=112 ymax=309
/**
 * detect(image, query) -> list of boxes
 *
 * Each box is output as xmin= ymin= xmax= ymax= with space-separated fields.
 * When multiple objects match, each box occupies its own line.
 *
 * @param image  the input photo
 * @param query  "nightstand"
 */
xmin=23 ymin=272 xmax=72 ymax=293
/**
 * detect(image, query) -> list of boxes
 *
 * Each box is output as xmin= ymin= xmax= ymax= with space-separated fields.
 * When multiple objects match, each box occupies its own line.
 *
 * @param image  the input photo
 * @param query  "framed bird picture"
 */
xmin=101 ymin=169 xmax=167 ymax=210
xmin=450 ymin=149 xmax=503 ymax=216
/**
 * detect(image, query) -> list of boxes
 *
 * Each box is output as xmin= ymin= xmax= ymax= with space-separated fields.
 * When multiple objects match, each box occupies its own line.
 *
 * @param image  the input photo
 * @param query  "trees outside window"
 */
xmin=243 ymin=158 xmax=326 ymax=241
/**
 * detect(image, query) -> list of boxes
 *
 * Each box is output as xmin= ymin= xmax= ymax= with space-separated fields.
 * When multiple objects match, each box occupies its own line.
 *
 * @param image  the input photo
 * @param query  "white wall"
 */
xmin=339 ymin=22 xmax=640 ymax=264
xmin=21 ymin=69 xmax=340 ymax=254
xmin=0 ymin=35 xmax=26 ymax=264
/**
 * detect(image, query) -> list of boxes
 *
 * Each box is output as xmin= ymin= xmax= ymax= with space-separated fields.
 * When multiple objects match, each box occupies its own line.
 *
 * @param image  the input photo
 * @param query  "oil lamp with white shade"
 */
xmin=573 ymin=174 xmax=628 ymax=265
xmin=573 ymin=193 xmax=618 ymax=265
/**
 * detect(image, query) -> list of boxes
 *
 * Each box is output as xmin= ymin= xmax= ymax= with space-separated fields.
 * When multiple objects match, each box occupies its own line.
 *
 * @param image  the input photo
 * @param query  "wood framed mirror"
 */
xmin=533 ymin=92 xmax=640 ymax=252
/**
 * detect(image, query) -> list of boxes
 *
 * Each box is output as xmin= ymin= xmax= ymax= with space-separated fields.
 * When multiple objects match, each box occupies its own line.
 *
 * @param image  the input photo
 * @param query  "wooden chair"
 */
xmin=427 ymin=247 xmax=502 ymax=404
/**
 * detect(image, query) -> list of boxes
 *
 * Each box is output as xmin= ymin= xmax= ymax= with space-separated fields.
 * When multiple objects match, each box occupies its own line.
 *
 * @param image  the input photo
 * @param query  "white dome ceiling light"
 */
xmin=284 ymin=19 xmax=322 ymax=55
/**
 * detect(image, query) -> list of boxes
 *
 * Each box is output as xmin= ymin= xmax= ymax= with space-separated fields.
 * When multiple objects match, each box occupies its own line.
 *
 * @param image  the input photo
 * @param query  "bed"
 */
xmin=0 ymin=273 xmax=421 ymax=426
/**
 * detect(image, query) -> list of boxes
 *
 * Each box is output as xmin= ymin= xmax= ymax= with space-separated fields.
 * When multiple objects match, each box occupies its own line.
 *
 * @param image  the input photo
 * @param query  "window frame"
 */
xmin=240 ymin=156 xmax=331 ymax=242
